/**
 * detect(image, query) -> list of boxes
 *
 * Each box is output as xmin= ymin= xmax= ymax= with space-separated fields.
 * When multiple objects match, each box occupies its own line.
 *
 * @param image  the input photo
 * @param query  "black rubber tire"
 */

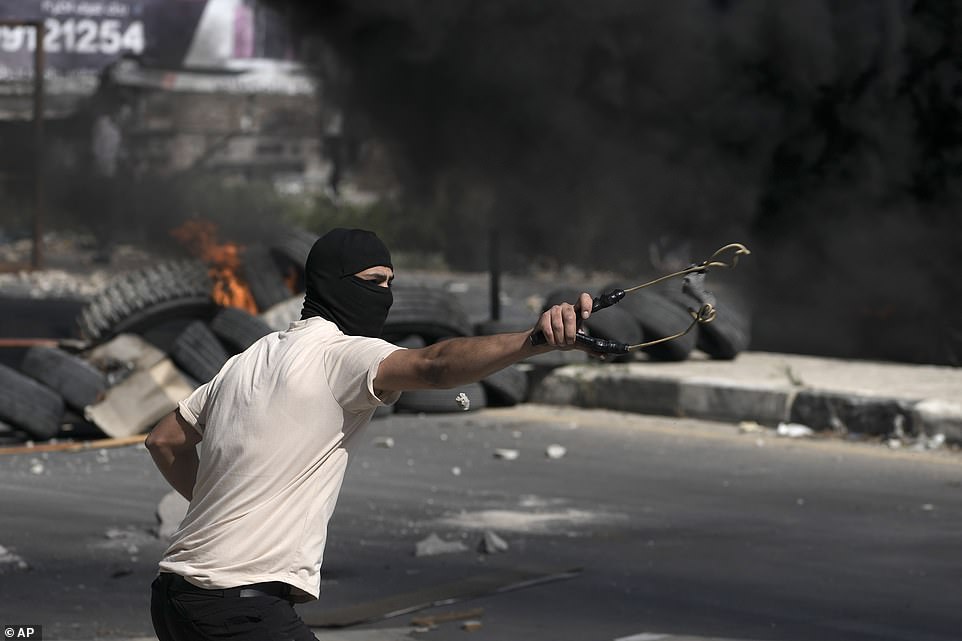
xmin=77 ymin=259 xmax=216 ymax=343
xmin=209 ymin=307 xmax=274 ymax=353
xmin=382 ymin=286 xmax=473 ymax=343
xmin=169 ymin=321 xmax=230 ymax=384
xmin=0 ymin=419 xmax=30 ymax=446
xmin=395 ymin=382 xmax=487 ymax=414
xmin=664 ymin=287 xmax=752 ymax=360
xmin=0 ymin=363 xmax=65 ymax=440
xmin=474 ymin=318 xmax=535 ymax=336
xmin=392 ymin=335 xmax=427 ymax=349
xmin=481 ymin=365 xmax=529 ymax=407
xmin=583 ymin=306 xmax=642 ymax=362
xmin=270 ymin=227 xmax=316 ymax=268
xmin=20 ymin=346 xmax=107 ymax=410
xmin=697 ymin=300 xmax=752 ymax=359
xmin=241 ymin=244 xmax=295 ymax=312
xmin=542 ymin=287 xmax=585 ymax=310
xmin=542 ymin=287 xmax=640 ymax=361
xmin=607 ymin=283 xmax=696 ymax=361
xmin=269 ymin=226 xmax=317 ymax=293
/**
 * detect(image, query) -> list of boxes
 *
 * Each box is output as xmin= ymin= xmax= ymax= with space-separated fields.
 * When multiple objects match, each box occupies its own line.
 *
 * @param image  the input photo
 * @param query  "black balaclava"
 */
xmin=300 ymin=228 xmax=393 ymax=337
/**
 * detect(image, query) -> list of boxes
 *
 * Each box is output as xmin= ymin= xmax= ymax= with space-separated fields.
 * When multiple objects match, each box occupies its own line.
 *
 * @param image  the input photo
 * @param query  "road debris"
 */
xmin=493 ymin=448 xmax=519 ymax=461
xmin=887 ymin=432 xmax=947 ymax=451
xmin=776 ymin=422 xmax=814 ymax=438
xmin=461 ymin=620 xmax=483 ymax=632
xmin=477 ymin=530 xmax=509 ymax=555
xmin=373 ymin=436 xmax=396 ymax=449
xmin=0 ymin=544 xmax=29 ymax=573
xmin=455 ymin=392 xmax=471 ymax=411
xmin=414 ymin=532 xmax=469 ymax=557
xmin=738 ymin=420 xmax=766 ymax=434
xmin=545 ymin=444 xmax=567 ymax=459
xmin=451 ymin=466 xmax=462 ymax=476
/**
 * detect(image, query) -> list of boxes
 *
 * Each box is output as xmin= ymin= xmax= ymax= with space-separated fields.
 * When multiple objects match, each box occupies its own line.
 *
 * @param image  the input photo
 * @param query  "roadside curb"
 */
xmin=528 ymin=352 xmax=962 ymax=445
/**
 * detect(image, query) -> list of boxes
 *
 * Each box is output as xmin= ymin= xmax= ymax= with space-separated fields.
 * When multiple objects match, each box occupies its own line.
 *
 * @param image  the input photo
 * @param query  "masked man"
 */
xmin=146 ymin=228 xmax=595 ymax=641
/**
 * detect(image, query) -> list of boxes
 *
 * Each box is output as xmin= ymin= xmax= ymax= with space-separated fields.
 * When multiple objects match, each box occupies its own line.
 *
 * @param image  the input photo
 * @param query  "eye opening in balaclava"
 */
xmin=300 ymin=228 xmax=393 ymax=337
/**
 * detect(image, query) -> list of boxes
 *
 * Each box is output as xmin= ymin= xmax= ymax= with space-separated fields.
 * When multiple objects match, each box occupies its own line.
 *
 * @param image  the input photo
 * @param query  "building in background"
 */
xmin=0 ymin=0 xmax=335 ymax=192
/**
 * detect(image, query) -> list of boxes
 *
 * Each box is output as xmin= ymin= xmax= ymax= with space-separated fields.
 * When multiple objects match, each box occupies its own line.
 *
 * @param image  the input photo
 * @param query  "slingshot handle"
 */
xmin=528 ymin=288 xmax=628 ymax=353
xmin=529 ymin=330 xmax=630 ymax=354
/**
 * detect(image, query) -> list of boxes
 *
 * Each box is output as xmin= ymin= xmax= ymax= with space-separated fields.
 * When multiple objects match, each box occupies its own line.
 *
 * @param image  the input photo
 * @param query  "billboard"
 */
xmin=0 ymin=0 xmax=300 ymax=116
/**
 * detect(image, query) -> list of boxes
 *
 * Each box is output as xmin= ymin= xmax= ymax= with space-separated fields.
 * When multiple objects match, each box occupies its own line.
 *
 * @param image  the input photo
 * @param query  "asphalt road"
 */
xmin=0 ymin=405 xmax=959 ymax=641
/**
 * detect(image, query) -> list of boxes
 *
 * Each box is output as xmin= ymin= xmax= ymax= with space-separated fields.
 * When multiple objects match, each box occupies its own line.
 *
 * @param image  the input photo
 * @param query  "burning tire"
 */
xmin=209 ymin=307 xmax=274 ymax=353
xmin=0 ymin=364 xmax=65 ymax=441
xmin=77 ymin=260 xmax=217 ymax=344
xmin=240 ymin=245 xmax=296 ymax=312
xmin=382 ymin=286 xmax=473 ymax=343
xmin=395 ymin=382 xmax=487 ymax=414
xmin=20 ymin=346 xmax=107 ymax=410
xmin=169 ymin=321 xmax=230 ymax=384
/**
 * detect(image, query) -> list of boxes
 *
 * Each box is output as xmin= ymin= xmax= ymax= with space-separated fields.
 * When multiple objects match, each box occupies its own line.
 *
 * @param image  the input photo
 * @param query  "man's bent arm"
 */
xmin=145 ymin=410 xmax=202 ymax=501
xmin=375 ymin=292 xmax=594 ymax=392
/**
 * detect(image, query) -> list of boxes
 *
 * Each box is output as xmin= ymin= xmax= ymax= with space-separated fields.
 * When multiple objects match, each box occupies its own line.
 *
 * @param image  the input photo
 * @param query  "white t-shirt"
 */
xmin=158 ymin=316 xmax=401 ymax=601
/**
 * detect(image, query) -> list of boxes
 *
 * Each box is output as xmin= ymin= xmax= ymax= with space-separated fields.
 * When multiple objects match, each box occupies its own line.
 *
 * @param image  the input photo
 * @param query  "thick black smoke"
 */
xmin=271 ymin=0 xmax=962 ymax=366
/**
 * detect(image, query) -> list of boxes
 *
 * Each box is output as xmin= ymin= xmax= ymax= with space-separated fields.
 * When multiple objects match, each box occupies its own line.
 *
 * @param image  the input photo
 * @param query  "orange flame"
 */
xmin=171 ymin=220 xmax=258 ymax=314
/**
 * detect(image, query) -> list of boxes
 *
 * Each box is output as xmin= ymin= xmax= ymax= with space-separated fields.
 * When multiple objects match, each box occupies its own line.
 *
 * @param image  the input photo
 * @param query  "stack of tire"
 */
xmin=380 ymin=284 xmax=530 ymax=416
xmin=0 ymin=346 xmax=108 ymax=444
xmin=541 ymin=281 xmax=751 ymax=362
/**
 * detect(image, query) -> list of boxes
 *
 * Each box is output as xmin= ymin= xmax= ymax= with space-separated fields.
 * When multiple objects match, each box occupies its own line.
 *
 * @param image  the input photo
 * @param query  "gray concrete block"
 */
xmin=789 ymin=390 xmax=915 ymax=436
xmin=678 ymin=378 xmax=791 ymax=425
xmin=530 ymin=366 xmax=680 ymax=416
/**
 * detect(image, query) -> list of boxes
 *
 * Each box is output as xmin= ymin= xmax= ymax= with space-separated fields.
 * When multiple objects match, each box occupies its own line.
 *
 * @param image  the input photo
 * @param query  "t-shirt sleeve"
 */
xmin=325 ymin=336 xmax=402 ymax=413
xmin=177 ymin=379 xmax=214 ymax=435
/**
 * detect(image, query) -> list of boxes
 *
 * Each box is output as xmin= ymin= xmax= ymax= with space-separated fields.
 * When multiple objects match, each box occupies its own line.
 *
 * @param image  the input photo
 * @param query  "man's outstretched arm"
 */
xmin=145 ymin=410 xmax=202 ymax=501
xmin=375 ymin=292 xmax=594 ymax=392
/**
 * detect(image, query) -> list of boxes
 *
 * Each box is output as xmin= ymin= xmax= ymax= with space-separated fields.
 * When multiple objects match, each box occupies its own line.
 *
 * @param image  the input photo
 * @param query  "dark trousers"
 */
xmin=151 ymin=573 xmax=318 ymax=641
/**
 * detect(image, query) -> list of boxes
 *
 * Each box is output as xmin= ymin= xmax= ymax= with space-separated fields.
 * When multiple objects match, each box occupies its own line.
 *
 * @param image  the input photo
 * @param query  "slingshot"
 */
xmin=530 ymin=243 xmax=751 ymax=354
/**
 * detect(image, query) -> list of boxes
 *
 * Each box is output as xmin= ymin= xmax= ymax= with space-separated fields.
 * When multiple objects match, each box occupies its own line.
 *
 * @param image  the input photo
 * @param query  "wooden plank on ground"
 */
xmin=0 ymin=434 xmax=144 ymax=455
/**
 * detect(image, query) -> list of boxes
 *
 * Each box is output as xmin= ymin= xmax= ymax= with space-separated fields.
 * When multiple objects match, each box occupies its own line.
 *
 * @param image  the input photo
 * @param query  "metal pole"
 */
xmin=32 ymin=20 xmax=45 ymax=270
xmin=488 ymin=228 xmax=501 ymax=321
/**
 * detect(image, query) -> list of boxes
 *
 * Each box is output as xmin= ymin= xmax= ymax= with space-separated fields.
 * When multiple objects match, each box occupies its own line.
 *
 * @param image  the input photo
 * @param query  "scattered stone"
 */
xmin=29 ymin=459 xmax=45 ymax=475
xmin=776 ymin=422 xmax=814 ymax=439
xmin=461 ymin=620 xmax=483 ymax=632
xmin=373 ymin=436 xmax=395 ymax=449
xmin=414 ymin=532 xmax=469 ymax=557
xmin=451 ymin=466 xmax=462 ymax=476
xmin=738 ymin=420 xmax=765 ymax=434
xmin=545 ymin=444 xmax=567 ymax=459
xmin=493 ymin=448 xmax=519 ymax=461
xmin=455 ymin=393 xmax=471 ymax=411
xmin=0 ymin=544 xmax=29 ymax=573
xmin=477 ymin=530 xmax=509 ymax=555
